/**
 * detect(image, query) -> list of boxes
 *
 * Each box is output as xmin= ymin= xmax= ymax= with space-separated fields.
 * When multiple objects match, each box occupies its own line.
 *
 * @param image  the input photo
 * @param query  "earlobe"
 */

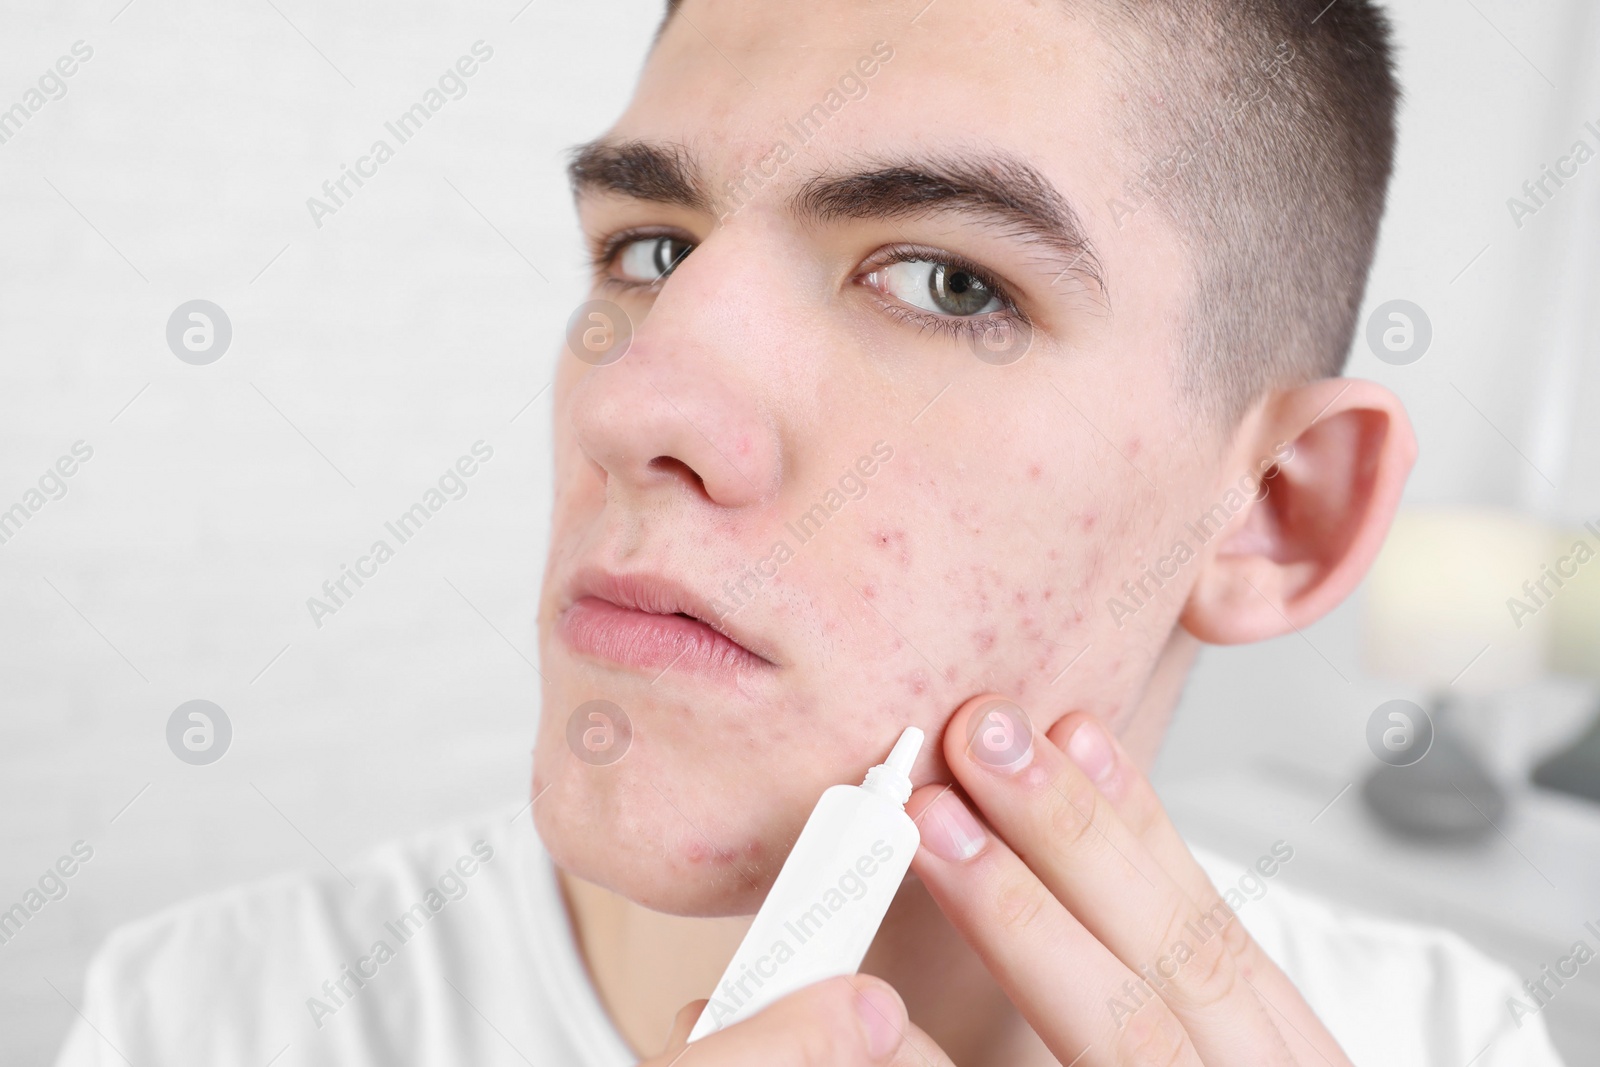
xmin=1181 ymin=378 xmax=1417 ymax=645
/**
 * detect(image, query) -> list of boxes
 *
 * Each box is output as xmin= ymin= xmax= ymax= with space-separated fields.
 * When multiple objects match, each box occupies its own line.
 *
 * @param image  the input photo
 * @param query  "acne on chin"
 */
xmin=537 ymin=742 xmax=782 ymax=854
xmin=541 ymin=798 xmax=775 ymax=914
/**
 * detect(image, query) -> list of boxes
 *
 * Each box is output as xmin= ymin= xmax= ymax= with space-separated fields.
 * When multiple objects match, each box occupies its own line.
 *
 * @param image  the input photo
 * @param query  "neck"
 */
xmin=561 ymin=868 xmax=1043 ymax=1065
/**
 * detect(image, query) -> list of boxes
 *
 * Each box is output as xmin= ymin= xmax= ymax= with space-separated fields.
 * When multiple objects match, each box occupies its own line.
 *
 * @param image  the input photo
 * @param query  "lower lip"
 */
xmin=558 ymin=596 xmax=772 ymax=679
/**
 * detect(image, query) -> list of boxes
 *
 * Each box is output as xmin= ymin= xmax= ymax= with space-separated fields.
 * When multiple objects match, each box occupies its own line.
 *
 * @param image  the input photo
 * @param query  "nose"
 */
xmin=566 ymin=260 xmax=783 ymax=510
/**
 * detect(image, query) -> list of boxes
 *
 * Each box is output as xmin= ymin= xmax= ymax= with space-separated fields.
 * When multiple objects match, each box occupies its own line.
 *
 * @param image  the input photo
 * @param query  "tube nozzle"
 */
xmin=861 ymin=727 xmax=924 ymax=805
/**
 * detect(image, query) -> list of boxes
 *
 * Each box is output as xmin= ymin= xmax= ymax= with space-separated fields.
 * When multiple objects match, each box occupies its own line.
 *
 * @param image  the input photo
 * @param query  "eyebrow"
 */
xmin=795 ymin=154 xmax=1106 ymax=298
xmin=568 ymin=139 xmax=1106 ymax=298
xmin=567 ymin=139 xmax=709 ymax=212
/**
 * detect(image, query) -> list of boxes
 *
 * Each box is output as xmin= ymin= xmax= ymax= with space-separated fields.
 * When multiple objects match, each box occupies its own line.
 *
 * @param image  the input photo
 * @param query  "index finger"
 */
xmin=930 ymin=695 xmax=1299 ymax=1064
xmin=1046 ymin=709 xmax=1348 ymax=1065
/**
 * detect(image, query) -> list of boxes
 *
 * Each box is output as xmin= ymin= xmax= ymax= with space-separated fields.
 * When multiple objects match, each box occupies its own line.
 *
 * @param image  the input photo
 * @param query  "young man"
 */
xmin=58 ymin=1 xmax=1567 ymax=1064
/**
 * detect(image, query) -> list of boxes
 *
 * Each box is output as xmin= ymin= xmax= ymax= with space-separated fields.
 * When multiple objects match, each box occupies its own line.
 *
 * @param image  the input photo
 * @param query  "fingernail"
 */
xmin=854 ymin=986 xmax=904 ymax=1060
xmin=919 ymin=789 xmax=987 ymax=862
xmin=965 ymin=700 xmax=1035 ymax=775
xmin=1066 ymin=718 xmax=1116 ymax=784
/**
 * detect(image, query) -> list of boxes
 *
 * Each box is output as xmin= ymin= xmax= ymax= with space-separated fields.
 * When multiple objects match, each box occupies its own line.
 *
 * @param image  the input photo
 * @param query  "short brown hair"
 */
xmin=1092 ymin=0 xmax=1400 ymax=422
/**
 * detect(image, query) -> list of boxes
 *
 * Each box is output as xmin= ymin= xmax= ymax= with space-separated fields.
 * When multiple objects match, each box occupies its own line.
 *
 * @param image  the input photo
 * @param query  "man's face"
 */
xmin=533 ymin=0 xmax=1227 ymax=916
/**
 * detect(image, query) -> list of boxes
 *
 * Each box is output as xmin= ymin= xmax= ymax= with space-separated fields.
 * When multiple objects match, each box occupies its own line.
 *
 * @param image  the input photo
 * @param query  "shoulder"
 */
xmin=1191 ymin=844 xmax=1567 ymax=1067
xmin=54 ymin=810 xmax=558 ymax=1067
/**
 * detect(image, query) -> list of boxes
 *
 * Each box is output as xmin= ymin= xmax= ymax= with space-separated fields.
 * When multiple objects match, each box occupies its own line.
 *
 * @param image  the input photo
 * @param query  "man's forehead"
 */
xmin=656 ymin=0 xmax=1102 ymax=66
xmin=633 ymin=0 xmax=1116 ymax=151
xmin=603 ymin=4 xmax=1123 ymax=231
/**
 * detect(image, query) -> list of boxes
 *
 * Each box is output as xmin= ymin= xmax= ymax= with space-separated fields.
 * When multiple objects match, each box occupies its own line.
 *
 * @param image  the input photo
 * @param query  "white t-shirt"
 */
xmin=54 ymin=806 xmax=1566 ymax=1067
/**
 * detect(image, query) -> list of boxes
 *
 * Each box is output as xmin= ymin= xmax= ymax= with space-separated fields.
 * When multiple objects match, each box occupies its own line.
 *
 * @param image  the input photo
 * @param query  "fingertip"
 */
xmin=849 ymin=976 xmax=907 ymax=1061
xmin=1049 ymin=712 xmax=1126 ymax=796
xmin=1064 ymin=715 xmax=1118 ymax=783
xmin=905 ymin=781 xmax=952 ymax=823
xmin=946 ymin=693 xmax=1039 ymax=778
xmin=941 ymin=692 xmax=1012 ymax=766
xmin=665 ymin=999 xmax=707 ymax=1050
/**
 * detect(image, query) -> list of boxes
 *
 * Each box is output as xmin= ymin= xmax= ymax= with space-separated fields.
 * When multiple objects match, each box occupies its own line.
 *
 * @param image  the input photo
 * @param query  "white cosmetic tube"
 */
xmin=687 ymin=727 xmax=924 ymax=1042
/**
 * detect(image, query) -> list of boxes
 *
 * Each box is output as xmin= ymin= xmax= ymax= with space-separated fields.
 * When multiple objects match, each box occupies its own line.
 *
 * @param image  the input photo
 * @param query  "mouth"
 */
xmin=557 ymin=567 xmax=777 ymax=680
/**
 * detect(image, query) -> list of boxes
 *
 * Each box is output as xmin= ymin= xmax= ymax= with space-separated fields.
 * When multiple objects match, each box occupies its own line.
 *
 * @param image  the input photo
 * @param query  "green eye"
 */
xmin=927 ymin=262 xmax=997 ymax=316
xmin=866 ymin=258 xmax=1005 ymax=317
xmin=615 ymin=235 xmax=694 ymax=282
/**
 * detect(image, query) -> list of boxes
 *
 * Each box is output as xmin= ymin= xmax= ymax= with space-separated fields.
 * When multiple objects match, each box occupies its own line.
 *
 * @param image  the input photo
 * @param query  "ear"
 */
xmin=1181 ymin=378 xmax=1417 ymax=645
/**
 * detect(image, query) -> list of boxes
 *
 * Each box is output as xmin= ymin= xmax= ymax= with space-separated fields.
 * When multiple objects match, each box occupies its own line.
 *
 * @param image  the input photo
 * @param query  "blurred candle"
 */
xmin=1365 ymin=509 xmax=1551 ymax=692
xmin=1549 ymin=523 xmax=1600 ymax=679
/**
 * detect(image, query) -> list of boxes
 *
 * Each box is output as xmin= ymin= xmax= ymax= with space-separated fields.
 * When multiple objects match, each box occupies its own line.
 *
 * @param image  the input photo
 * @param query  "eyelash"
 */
xmin=589 ymin=229 xmax=1029 ymax=340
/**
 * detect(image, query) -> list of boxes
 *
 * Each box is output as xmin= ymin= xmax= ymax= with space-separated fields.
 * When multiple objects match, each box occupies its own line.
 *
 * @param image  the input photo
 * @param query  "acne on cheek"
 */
xmin=859 ymin=480 xmax=1105 ymax=705
xmin=871 ymin=528 xmax=912 ymax=568
xmin=898 ymin=668 xmax=931 ymax=697
xmin=949 ymin=503 xmax=984 ymax=534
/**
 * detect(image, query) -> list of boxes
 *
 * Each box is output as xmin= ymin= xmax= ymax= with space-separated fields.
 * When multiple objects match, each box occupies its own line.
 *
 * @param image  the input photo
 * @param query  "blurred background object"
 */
xmin=1360 ymin=508 xmax=1551 ymax=841
xmin=1533 ymin=523 xmax=1600 ymax=801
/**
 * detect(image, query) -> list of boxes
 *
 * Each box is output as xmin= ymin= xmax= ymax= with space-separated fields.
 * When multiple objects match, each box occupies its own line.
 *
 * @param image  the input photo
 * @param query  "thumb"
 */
xmin=662 ymin=999 xmax=708 ymax=1051
xmin=651 ymin=976 xmax=907 ymax=1066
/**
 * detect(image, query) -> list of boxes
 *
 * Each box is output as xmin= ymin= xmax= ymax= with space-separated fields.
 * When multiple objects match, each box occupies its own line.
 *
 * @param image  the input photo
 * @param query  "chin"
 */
xmin=530 ymin=738 xmax=784 ymax=917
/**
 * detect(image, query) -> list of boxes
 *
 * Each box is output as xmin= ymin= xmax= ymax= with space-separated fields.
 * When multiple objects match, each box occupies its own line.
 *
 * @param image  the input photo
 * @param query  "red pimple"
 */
xmin=871 ymin=529 xmax=912 ymax=567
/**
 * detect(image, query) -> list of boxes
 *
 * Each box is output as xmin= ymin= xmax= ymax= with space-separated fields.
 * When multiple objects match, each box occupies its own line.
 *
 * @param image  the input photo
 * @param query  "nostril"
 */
xmin=646 ymin=455 xmax=706 ymax=494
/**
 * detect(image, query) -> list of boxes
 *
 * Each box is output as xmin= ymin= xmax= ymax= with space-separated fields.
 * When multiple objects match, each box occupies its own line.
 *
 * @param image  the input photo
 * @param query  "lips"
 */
xmin=557 ymin=568 xmax=776 ymax=680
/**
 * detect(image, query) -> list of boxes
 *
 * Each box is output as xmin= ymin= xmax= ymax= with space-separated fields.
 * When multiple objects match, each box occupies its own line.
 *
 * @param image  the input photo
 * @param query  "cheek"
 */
xmin=831 ymin=473 xmax=1110 ymax=713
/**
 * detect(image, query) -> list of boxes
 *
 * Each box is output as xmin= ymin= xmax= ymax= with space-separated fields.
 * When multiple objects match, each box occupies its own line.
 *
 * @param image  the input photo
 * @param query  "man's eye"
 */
xmin=614 ymin=235 xmax=694 ymax=283
xmin=865 ymin=259 xmax=1004 ymax=317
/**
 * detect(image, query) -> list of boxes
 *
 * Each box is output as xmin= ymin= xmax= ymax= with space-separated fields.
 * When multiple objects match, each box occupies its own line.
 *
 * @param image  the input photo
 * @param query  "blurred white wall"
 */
xmin=0 ymin=1 xmax=651 ymax=1058
xmin=1 ymin=0 xmax=1597 ymax=1062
